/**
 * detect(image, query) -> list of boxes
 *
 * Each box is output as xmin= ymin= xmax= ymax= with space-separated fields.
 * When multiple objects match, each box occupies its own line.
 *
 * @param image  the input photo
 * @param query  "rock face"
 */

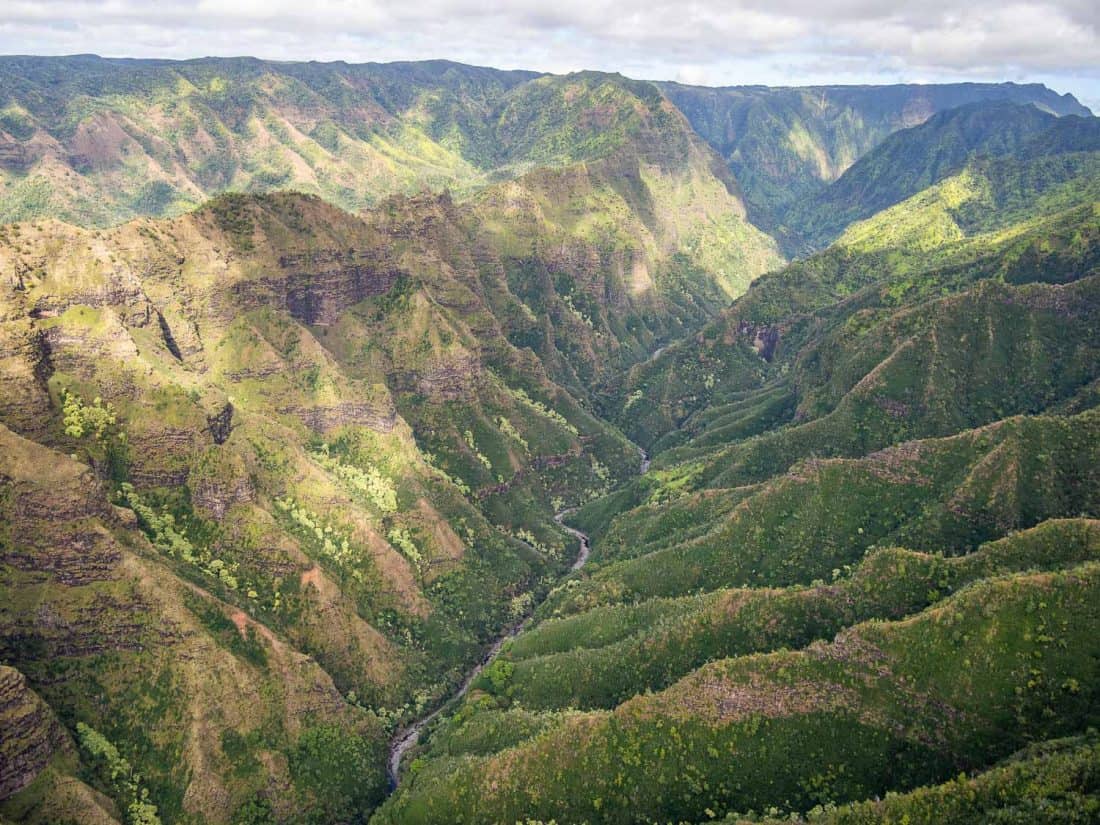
xmin=0 ymin=322 xmax=53 ymax=439
xmin=232 ymin=251 xmax=404 ymax=326
xmin=0 ymin=422 xmax=393 ymax=821
xmin=736 ymin=320 xmax=781 ymax=361
xmin=189 ymin=446 xmax=255 ymax=519
xmin=280 ymin=399 xmax=398 ymax=434
xmin=0 ymin=136 xmax=35 ymax=172
xmin=206 ymin=401 xmax=234 ymax=445
xmin=0 ymin=665 xmax=72 ymax=800
xmin=392 ymin=354 xmax=482 ymax=402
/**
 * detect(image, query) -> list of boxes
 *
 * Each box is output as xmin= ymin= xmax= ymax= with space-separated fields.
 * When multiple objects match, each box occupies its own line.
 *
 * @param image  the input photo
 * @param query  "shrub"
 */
xmin=290 ymin=725 xmax=385 ymax=822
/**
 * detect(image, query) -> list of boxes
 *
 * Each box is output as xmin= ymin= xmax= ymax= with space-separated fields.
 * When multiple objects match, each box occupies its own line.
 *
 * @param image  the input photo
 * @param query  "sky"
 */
xmin=1 ymin=1 xmax=1098 ymax=112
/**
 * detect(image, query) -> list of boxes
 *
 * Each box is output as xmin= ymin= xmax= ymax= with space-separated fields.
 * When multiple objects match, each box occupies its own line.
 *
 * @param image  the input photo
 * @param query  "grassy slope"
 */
xmin=0 ymin=425 xmax=390 ymax=824
xmin=736 ymin=733 xmax=1100 ymax=824
xmin=375 ymin=560 xmax=1100 ymax=824
xmin=0 ymin=91 xmax=782 ymax=815
xmin=0 ymin=56 xmax=1086 ymax=233
xmin=494 ymin=520 xmax=1100 ymax=711
xmin=785 ymin=101 xmax=1063 ymax=251
xmin=0 ymin=187 xmax=655 ymax=821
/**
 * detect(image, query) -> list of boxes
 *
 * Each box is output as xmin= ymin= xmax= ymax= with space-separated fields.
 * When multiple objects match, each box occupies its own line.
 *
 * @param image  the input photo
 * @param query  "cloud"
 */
xmin=0 ymin=0 xmax=1096 ymax=104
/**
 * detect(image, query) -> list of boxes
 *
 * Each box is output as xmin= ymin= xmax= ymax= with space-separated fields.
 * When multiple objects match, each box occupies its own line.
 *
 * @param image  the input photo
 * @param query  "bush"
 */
xmin=290 ymin=724 xmax=386 ymax=822
xmin=76 ymin=722 xmax=162 ymax=825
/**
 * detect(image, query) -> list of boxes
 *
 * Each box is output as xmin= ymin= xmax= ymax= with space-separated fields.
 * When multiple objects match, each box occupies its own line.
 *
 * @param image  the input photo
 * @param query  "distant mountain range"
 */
xmin=0 ymin=55 xmax=1088 ymax=232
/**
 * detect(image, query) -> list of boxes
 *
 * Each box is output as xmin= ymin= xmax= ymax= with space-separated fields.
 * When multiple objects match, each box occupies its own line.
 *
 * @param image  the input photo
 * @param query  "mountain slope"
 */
xmin=0 ymin=58 xmax=709 ymax=226
xmin=0 ymin=56 xmax=1088 ymax=233
xmin=0 ymin=424 xmax=391 ymax=824
xmin=786 ymin=101 xmax=1063 ymax=250
xmin=0 ymin=88 xmax=783 ymax=816
xmin=0 ymin=188 xmax=643 ymax=821
xmin=617 ymin=114 xmax=1100 ymax=450
xmin=373 ymin=99 xmax=1100 ymax=825
xmin=376 ymin=554 xmax=1100 ymax=824
xmin=657 ymin=81 xmax=1090 ymax=231
xmin=0 ymin=55 xmax=528 ymax=225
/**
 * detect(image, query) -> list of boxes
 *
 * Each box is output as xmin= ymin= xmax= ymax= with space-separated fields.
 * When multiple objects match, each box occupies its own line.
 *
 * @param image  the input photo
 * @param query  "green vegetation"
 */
xmin=289 ymin=724 xmax=387 ymax=823
xmin=375 ymin=563 xmax=1100 ymax=824
xmin=0 ymin=58 xmax=1097 ymax=825
xmin=76 ymin=723 xmax=162 ymax=825
xmin=658 ymin=81 xmax=1088 ymax=234
xmin=484 ymin=521 xmax=1100 ymax=711
xmin=741 ymin=733 xmax=1100 ymax=824
xmin=61 ymin=390 xmax=118 ymax=440
xmin=786 ymin=101 xmax=1066 ymax=250
xmin=120 ymin=483 xmax=242 ymax=591
xmin=372 ymin=92 xmax=1100 ymax=825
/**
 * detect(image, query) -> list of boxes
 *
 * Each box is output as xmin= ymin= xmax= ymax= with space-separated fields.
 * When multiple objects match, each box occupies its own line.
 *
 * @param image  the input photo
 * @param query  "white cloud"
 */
xmin=0 ymin=0 xmax=1096 ymax=105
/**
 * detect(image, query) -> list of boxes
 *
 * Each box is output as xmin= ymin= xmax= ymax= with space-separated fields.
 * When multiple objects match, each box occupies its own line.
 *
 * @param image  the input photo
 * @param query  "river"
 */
xmin=386 ymin=446 xmax=649 ymax=786
xmin=385 ymin=511 xmax=590 ymax=785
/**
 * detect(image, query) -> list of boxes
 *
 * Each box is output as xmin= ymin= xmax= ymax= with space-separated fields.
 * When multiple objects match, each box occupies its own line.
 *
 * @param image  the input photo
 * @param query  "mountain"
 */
xmin=658 ymin=81 xmax=1091 ymax=231
xmin=617 ymin=113 xmax=1100 ymax=450
xmin=1 ymin=54 xmax=1098 ymax=825
xmin=785 ymin=101 xmax=1064 ymax=251
xmin=377 ymin=525 xmax=1100 ymax=823
xmin=0 ymin=87 xmax=779 ymax=818
xmin=0 ymin=56 xmax=1088 ymax=231
xmin=0 ymin=55 xmax=528 ymax=225
xmin=377 ymin=237 xmax=1100 ymax=825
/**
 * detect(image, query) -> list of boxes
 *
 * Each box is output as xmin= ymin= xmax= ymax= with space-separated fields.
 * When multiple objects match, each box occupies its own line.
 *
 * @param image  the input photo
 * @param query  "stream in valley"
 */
xmin=385 ymin=510 xmax=590 ymax=786
xmin=386 ymin=447 xmax=648 ymax=786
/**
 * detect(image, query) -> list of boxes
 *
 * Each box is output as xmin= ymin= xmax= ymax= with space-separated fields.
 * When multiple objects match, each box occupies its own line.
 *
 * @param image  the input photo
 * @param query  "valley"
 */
xmin=387 ymin=507 xmax=592 ymax=788
xmin=0 ymin=55 xmax=1098 ymax=825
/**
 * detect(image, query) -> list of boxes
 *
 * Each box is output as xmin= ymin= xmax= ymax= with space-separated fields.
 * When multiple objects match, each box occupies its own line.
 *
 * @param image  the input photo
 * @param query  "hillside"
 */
xmin=0 ymin=56 xmax=1087 ymax=230
xmin=0 ymin=97 xmax=779 ymax=818
xmin=371 ymin=85 xmax=1100 ymax=825
xmin=616 ymin=113 xmax=1100 ymax=450
xmin=786 ymin=101 xmax=1064 ymax=250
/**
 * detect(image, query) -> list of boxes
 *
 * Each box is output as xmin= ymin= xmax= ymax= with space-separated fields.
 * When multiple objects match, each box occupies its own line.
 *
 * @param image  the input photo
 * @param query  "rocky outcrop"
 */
xmin=232 ymin=249 xmax=404 ymax=326
xmin=206 ymin=402 xmax=234 ymax=445
xmin=0 ymin=322 xmax=53 ymax=439
xmin=391 ymin=354 xmax=482 ymax=402
xmin=189 ymin=445 xmax=255 ymax=520
xmin=0 ymin=136 xmax=35 ymax=171
xmin=191 ymin=473 xmax=254 ymax=520
xmin=1 ymin=523 xmax=123 ymax=587
xmin=156 ymin=305 xmax=205 ymax=363
xmin=2 ymin=591 xmax=170 ymax=658
xmin=3 ymin=458 xmax=109 ymax=526
xmin=38 ymin=311 xmax=141 ymax=377
xmin=736 ymin=320 xmax=781 ymax=361
xmin=281 ymin=399 xmax=397 ymax=434
xmin=0 ymin=430 xmax=129 ymax=587
xmin=0 ymin=665 xmax=73 ymax=800
xmin=126 ymin=427 xmax=200 ymax=487
xmin=29 ymin=274 xmax=152 ymax=328
xmin=415 ymin=355 xmax=482 ymax=401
